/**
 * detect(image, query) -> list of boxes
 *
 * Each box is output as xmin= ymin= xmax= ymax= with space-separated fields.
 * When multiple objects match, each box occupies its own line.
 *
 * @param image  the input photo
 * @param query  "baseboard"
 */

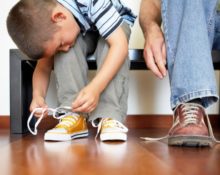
xmin=1 ymin=115 xmax=220 ymax=130
xmin=126 ymin=115 xmax=220 ymax=129
xmin=0 ymin=116 xmax=10 ymax=129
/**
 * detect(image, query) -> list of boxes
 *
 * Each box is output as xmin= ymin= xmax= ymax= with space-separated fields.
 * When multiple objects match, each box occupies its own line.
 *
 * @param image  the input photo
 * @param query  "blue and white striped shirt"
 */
xmin=57 ymin=0 xmax=136 ymax=39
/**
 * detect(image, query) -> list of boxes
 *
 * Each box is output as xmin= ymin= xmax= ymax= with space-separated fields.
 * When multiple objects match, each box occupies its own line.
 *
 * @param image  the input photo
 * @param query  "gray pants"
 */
xmin=53 ymin=22 xmax=131 ymax=122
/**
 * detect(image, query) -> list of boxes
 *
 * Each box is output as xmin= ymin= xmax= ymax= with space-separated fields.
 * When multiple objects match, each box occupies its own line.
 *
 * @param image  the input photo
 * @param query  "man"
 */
xmin=139 ymin=0 xmax=220 ymax=146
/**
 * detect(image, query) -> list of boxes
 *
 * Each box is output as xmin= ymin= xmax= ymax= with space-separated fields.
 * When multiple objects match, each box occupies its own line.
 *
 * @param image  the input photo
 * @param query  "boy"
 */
xmin=7 ymin=0 xmax=136 ymax=141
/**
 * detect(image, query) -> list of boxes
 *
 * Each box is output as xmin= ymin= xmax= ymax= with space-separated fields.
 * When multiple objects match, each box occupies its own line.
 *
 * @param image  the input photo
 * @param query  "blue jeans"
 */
xmin=161 ymin=0 xmax=219 ymax=109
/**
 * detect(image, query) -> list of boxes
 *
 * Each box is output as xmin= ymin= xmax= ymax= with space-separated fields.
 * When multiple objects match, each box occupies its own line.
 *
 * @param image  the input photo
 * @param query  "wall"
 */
xmin=1 ymin=0 xmax=219 ymax=115
xmin=0 ymin=0 xmax=17 ymax=115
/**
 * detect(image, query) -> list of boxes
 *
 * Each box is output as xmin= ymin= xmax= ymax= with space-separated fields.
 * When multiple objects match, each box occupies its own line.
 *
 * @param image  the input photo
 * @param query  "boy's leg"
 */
xmin=88 ymin=23 xmax=131 ymax=141
xmin=161 ymin=0 xmax=219 ymax=146
xmin=54 ymin=33 xmax=97 ymax=107
xmin=44 ymin=33 xmax=97 ymax=141
xmin=89 ymin=22 xmax=131 ymax=124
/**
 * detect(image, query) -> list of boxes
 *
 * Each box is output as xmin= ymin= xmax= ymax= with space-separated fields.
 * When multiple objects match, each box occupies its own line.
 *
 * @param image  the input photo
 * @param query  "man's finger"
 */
xmin=162 ymin=43 xmax=167 ymax=65
xmin=152 ymin=44 xmax=166 ymax=77
xmin=144 ymin=48 xmax=164 ymax=79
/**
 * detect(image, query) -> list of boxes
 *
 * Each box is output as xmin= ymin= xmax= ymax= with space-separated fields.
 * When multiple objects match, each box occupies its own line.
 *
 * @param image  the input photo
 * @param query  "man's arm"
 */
xmin=139 ymin=0 xmax=161 ymax=34
xmin=139 ymin=0 xmax=167 ymax=79
xmin=72 ymin=26 xmax=128 ymax=113
xmin=29 ymin=58 xmax=53 ymax=115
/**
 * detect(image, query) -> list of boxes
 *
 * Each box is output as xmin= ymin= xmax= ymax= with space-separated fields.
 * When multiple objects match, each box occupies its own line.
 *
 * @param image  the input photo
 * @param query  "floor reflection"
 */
xmin=141 ymin=139 xmax=220 ymax=175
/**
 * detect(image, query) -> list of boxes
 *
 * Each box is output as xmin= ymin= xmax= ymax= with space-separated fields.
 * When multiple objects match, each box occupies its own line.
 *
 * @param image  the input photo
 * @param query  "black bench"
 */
xmin=10 ymin=49 xmax=220 ymax=134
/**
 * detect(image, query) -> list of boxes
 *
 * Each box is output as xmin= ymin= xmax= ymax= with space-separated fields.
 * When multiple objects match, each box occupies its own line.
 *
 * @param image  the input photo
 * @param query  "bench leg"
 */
xmin=10 ymin=50 xmax=34 ymax=134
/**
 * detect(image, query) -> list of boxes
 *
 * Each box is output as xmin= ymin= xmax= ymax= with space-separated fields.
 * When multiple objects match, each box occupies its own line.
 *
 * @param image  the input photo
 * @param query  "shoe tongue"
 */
xmin=61 ymin=115 xmax=76 ymax=121
xmin=179 ymin=103 xmax=200 ymax=111
xmin=178 ymin=103 xmax=203 ymax=123
xmin=59 ymin=114 xmax=80 ymax=124
xmin=57 ymin=115 xmax=79 ymax=128
xmin=103 ymin=118 xmax=114 ymax=124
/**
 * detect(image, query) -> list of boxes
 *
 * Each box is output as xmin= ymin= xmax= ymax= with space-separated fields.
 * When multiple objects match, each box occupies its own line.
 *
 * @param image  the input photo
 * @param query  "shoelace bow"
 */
xmin=27 ymin=106 xmax=72 ymax=135
xmin=92 ymin=118 xmax=128 ymax=139
xmin=141 ymin=103 xmax=220 ymax=144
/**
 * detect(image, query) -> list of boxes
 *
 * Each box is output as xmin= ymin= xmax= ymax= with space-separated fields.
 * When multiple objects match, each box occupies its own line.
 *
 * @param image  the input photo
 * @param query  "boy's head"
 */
xmin=7 ymin=0 xmax=80 ymax=60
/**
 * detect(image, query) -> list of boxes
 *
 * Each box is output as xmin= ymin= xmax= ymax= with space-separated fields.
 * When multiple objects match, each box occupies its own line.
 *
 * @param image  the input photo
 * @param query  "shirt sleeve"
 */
xmin=90 ymin=0 xmax=123 ymax=39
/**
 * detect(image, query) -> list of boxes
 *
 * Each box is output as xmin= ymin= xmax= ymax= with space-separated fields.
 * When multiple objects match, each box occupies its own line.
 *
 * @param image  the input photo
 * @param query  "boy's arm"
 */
xmin=72 ymin=26 xmax=128 ymax=113
xmin=29 ymin=57 xmax=53 ymax=115
xmin=91 ymin=26 xmax=128 ymax=93
xmin=139 ymin=0 xmax=167 ymax=79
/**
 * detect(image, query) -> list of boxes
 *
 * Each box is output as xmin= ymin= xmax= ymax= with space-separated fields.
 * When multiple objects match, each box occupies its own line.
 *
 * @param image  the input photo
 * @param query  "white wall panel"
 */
xmin=1 ymin=0 xmax=219 ymax=115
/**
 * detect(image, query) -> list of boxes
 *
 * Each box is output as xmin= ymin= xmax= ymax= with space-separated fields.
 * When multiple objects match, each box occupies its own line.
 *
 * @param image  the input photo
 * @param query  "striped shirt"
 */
xmin=57 ymin=0 xmax=136 ymax=39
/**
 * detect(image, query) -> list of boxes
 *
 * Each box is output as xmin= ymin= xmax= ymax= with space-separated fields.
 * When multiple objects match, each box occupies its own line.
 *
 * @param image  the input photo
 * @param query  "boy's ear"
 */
xmin=51 ymin=12 xmax=66 ymax=23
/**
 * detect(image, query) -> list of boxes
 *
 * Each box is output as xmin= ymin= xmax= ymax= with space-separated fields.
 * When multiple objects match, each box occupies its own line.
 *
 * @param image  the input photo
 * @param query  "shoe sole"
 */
xmin=100 ymin=132 xmax=127 ymax=141
xmin=168 ymin=135 xmax=213 ymax=147
xmin=44 ymin=130 xmax=89 ymax=141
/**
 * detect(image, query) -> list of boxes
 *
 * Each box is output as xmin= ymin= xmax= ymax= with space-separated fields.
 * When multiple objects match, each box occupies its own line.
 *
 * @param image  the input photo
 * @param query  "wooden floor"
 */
xmin=0 ymin=128 xmax=220 ymax=175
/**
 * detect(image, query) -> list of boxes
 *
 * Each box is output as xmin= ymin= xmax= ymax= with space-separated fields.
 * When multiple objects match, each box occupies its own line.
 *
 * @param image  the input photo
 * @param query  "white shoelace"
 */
xmin=92 ymin=118 xmax=128 ymax=139
xmin=27 ymin=106 xmax=72 ymax=135
xmin=141 ymin=103 xmax=220 ymax=144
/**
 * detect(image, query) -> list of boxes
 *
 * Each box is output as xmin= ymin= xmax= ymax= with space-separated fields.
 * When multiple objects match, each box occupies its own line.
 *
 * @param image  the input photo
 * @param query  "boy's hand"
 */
xmin=72 ymin=84 xmax=100 ymax=113
xmin=29 ymin=96 xmax=48 ymax=118
xmin=143 ymin=23 xmax=167 ymax=79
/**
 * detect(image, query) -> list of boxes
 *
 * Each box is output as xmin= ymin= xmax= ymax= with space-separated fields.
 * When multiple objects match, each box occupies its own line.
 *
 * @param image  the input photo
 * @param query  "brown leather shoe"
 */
xmin=141 ymin=103 xmax=220 ymax=146
xmin=168 ymin=103 xmax=212 ymax=146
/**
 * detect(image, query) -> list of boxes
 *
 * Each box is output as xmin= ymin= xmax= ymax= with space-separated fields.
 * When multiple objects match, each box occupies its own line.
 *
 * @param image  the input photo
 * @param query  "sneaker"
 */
xmin=96 ymin=118 xmax=128 ymax=141
xmin=44 ymin=113 xmax=88 ymax=141
xmin=141 ymin=103 xmax=220 ymax=147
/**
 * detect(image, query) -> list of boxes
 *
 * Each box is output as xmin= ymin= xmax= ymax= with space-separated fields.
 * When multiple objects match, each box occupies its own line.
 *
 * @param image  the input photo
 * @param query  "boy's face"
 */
xmin=43 ymin=4 xmax=80 ymax=59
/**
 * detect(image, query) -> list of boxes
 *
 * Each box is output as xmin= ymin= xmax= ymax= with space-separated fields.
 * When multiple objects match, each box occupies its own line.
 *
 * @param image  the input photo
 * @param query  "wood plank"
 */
xmin=0 ymin=128 xmax=219 ymax=175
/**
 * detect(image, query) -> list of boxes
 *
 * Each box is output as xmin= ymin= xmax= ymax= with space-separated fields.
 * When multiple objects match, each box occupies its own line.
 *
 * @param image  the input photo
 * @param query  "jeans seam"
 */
xmin=161 ymin=0 xmax=175 ymax=65
xmin=207 ymin=1 xmax=218 ymax=43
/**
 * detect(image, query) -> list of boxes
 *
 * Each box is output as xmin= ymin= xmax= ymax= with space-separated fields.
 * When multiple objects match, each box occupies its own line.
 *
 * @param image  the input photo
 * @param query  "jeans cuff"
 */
xmin=171 ymin=90 xmax=219 ymax=109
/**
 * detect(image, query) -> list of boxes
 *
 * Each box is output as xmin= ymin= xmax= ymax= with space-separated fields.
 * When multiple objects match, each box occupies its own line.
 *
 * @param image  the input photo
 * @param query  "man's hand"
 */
xmin=139 ymin=0 xmax=166 ymax=79
xmin=72 ymin=84 xmax=100 ymax=113
xmin=29 ymin=96 xmax=48 ymax=118
xmin=143 ymin=23 xmax=167 ymax=79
